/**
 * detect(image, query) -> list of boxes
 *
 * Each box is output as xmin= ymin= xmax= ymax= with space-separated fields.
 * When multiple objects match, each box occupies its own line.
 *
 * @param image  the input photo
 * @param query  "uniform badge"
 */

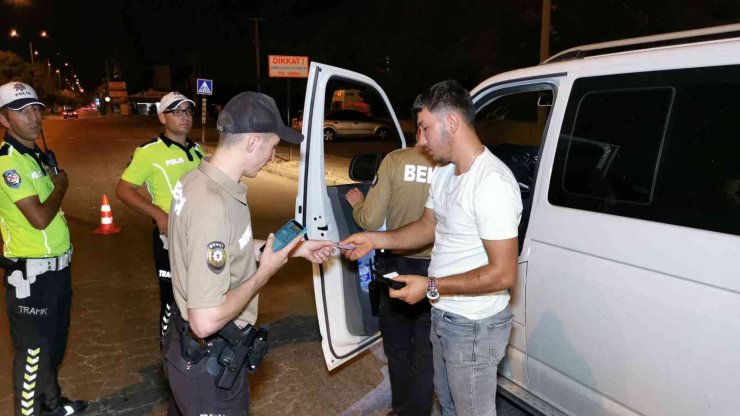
xmin=3 ymin=170 xmax=21 ymax=189
xmin=207 ymin=241 xmax=227 ymax=273
xmin=371 ymin=174 xmax=378 ymax=188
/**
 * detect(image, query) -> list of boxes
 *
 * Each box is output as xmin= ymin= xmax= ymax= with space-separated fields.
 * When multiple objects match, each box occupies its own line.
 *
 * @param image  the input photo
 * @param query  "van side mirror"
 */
xmin=349 ymin=153 xmax=384 ymax=182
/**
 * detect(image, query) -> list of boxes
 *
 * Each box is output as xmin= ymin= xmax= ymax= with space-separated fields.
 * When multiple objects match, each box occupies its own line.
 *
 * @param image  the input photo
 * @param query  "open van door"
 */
xmin=296 ymin=62 xmax=407 ymax=370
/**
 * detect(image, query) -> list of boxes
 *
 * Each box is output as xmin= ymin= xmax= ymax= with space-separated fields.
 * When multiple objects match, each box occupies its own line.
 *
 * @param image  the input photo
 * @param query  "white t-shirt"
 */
xmin=426 ymin=147 xmax=523 ymax=320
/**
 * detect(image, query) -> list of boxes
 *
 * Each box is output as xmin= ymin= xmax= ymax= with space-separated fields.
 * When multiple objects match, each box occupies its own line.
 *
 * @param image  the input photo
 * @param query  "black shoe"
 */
xmin=41 ymin=397 xmax=89 ymax=415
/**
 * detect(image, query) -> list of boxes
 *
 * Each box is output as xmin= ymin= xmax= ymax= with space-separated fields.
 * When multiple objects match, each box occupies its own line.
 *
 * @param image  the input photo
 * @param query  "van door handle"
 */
xmin=317 ymin=225 xmax=329 ymax=231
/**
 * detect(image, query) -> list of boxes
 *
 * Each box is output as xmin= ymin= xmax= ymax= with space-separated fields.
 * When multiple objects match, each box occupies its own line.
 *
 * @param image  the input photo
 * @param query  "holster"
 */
xmin=2 ymin=257 xmax=31 ymax=299
xmin=171 ymin=304 xmax=270 ymax=390
xmin=215 ymin=321 xmax=270 ymax=389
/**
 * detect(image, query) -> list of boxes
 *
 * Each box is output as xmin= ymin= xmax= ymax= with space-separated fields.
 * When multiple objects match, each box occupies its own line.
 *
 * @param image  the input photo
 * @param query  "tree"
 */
xmin=0 ymin=51 xmax=32 ymax=85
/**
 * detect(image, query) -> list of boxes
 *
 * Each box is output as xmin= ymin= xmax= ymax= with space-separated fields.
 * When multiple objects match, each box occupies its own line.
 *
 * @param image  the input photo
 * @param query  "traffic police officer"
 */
xmin=0 ymin=81 xmax=87 ymax=415
xmin=165 ymin=91 xmax=335 ymax=414
xmin=115 ymin=91 xmax=203 ymax=346
xmin=345 ymin=142 xmax=436 ymax=416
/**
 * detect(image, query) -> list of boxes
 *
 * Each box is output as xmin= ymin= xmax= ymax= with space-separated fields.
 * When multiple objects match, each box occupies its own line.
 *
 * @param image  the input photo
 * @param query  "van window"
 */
xmin=561 ymin=88 xmax=673 ymax=204
xmin=549 ymin=66 xmax=740 ymax=236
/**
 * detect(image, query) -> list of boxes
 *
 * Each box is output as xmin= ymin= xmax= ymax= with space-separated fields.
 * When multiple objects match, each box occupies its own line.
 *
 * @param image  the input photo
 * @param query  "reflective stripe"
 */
xmin=101 ymin=205 xmax=111 ymax=213
xmin=152 ymin=163 xmax=175 ymax=194
xmin=21 ymin=347 xmax=39 ymax=415
xmin=101 ymin=217 xmax=113 ymax=225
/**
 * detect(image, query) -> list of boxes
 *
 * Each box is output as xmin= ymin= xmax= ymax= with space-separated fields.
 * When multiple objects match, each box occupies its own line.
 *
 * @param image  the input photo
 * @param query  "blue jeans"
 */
xmin=430 ymin=306 xmax=513 ymax=416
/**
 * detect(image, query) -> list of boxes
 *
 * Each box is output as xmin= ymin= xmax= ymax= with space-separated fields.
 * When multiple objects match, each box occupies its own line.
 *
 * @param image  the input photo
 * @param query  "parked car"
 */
xmin=322 ymin=109 xmax=392 ymax=141
xmin=62 ymin=107 xmax=78 ymax=119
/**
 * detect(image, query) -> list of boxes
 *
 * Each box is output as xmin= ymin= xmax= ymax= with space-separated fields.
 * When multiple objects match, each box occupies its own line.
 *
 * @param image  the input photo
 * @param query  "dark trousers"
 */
xmin=164 ymin=313 xmax=250 ymax=415
xmin=4 ymin=266 xmax=72 ymax=416
xmin=375 ymin=255 xmax=434 ymax=416
xmin=153 ymin=228 xmax=174 ymax=343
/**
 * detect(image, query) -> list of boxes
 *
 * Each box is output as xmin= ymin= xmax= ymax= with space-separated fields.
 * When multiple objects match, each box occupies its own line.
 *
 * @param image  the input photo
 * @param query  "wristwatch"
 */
xmin=426 ymin=277 xmax=440 ymax=301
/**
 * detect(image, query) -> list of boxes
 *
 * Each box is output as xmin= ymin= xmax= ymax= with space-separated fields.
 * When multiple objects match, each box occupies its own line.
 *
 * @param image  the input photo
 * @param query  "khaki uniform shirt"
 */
xmin=169 ymin=159 xmax=258 ymax=328
xmin=352 ymin=146 xmax=435 ymax=258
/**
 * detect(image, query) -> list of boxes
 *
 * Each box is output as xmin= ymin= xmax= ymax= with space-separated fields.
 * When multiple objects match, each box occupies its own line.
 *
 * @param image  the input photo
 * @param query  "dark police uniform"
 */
xmin=165 ymin=158 xmax=258 ymax=414
xmin=350 ymin=145 xmax=435 ymax=416
xmin=120 ymin=133 xmax=202 ymax=341
xmin=0 ymin=133 xmax=74 ymax=416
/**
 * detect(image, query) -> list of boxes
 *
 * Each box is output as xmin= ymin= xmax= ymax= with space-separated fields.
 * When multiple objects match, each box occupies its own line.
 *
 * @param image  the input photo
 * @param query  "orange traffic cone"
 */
xmin=93 ymin=194 xmax=121 ymax=234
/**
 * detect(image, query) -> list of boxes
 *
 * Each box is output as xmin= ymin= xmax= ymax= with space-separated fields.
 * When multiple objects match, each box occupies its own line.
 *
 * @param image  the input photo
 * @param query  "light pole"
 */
xmin=9 ymin=29 xmax=48 ymax=65
xmin=247 ymin=17 xmax=266 ymax=92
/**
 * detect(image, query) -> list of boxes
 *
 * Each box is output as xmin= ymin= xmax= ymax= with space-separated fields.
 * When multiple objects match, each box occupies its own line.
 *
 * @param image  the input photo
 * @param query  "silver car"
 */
xmin=322 ymin=109 xmax=391 ymax=141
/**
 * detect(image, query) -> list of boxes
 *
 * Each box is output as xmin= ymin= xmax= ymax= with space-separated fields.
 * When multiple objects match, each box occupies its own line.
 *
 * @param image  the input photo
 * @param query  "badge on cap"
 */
xmin=207 ymin=241 xmax=227 ymax=273
xmin=3 ymin=170 xmax=21 ymax=189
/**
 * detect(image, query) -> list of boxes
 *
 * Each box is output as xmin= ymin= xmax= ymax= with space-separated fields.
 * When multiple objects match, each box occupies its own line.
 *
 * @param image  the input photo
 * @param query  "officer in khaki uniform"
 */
xmin=0 ymin=82 xmax=87 ymax=416
xmin=345 ymin=143 xmax=436 ymax=416
xmin=165 ymin=91 xmax=335 ymax=415
xmin=116 ymin=91 xmax=203 ymax=345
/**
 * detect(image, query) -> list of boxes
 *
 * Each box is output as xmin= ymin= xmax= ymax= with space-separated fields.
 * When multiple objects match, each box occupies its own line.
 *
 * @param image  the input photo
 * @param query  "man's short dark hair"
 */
xmin=411 ymin=80 xmax=475 ymax=124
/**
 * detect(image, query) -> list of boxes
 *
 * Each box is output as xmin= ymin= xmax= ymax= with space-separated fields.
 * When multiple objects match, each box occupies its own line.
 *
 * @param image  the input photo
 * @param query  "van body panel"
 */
xmin=526 ymin=240 xmax=740 ymax=415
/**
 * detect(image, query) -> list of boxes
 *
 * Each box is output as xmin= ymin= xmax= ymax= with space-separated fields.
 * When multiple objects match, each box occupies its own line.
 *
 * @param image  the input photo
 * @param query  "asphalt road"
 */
xmin=0 ymin=113 xmax=528 ymax=416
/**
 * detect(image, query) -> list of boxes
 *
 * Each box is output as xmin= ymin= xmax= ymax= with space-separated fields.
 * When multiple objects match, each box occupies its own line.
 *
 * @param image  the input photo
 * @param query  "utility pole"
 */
xmin=247 ymin=17 xmax=266 ymax=92
xmin=540 ymin=0 xmax=551 ymax=63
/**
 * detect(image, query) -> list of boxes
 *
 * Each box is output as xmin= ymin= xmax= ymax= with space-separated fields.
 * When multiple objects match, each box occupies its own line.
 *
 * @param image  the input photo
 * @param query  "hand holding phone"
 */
xmin=268 ymin=219 xmax=307 ymax=252
xmin=373 ymin=270 xmax=406 ymax=290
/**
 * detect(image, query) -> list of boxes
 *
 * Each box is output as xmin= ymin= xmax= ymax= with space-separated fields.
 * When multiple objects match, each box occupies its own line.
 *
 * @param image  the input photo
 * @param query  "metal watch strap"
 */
xmin=426 ymin=276 xmax=440 ymax=301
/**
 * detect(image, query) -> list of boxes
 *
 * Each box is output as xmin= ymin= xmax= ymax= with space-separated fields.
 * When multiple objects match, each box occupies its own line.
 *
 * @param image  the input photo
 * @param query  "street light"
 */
xmin=9 ymin=29 xmax=49 ymax=65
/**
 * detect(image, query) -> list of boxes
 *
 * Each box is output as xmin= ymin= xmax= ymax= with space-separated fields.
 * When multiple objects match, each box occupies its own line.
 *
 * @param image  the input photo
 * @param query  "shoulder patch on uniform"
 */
xmin=3 ymin=170 xmax=21 ymax=188
xmin=371 ymin=174 xmax=378 ymax=188
xmin=207 ymin=241 xmax=227 ymax=273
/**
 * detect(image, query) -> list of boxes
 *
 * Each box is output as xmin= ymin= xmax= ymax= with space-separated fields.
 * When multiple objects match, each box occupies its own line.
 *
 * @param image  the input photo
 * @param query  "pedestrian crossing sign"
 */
xmin=196 ymin=79 xmax=213 ymax=95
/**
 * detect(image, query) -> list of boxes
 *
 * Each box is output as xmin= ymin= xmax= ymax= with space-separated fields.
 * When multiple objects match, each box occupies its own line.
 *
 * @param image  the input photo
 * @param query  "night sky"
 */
xmin=2 ymin=0 xmax=740 ymax=111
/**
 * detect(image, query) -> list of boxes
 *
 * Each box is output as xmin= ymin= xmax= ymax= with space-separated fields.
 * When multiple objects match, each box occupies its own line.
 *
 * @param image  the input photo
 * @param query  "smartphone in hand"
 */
xmin=261 ymin=219 xmax=307 ymax=253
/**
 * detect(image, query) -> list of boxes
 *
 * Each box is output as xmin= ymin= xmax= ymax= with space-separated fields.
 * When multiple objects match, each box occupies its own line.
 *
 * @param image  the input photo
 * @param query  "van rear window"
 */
xmin=550 ymin=65 xmax=740 ymax=236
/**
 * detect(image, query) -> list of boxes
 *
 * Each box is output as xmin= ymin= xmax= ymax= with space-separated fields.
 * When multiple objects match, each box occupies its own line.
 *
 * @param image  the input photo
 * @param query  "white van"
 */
xmin=295 ymin=24 xmax=740 ymax=415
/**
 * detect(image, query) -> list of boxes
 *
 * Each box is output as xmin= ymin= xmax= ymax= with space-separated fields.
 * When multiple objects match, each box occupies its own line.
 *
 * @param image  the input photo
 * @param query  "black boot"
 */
xmin=41 ymin=397 xmax=89 ymax=415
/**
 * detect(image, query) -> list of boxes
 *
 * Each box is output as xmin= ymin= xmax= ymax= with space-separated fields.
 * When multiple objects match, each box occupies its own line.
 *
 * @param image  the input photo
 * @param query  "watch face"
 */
xmin=426 ymin=289 xmax=440 ymax=301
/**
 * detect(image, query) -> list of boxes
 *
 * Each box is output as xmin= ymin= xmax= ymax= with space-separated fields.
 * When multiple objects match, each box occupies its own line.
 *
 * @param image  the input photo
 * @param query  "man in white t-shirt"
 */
xmin=340 ymin=80 xmax=522 ymax=416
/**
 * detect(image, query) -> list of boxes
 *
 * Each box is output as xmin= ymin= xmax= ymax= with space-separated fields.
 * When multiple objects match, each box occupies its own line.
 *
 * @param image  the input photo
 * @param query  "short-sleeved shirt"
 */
xmin=426 ymin=147 xmax=523 ymax=320
xmin=169 ymin=159 xmax=258 ymax=328
xmin=0 ymin=133 xmax=70 ymax=258
xmin=120 ymin=133 xmax=203 ymax=213
xmin=352 ymin=146 xmax=435 ymax=258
